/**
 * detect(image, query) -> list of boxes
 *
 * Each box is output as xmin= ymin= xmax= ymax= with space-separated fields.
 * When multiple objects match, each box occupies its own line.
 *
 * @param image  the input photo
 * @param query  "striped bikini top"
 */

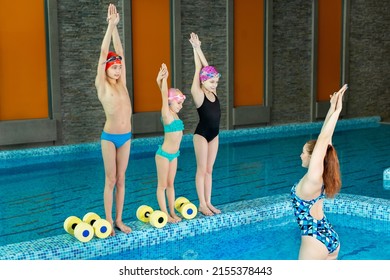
xmin=163 ymin=118 xmax=184 ymax=133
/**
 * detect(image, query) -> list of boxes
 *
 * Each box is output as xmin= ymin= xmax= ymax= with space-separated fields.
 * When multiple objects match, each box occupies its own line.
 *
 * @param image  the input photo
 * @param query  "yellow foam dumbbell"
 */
xmin=136 ymin=205 xmax=167 ymax=228
xmin=63 ymin=216 xmax=94 ymax=242
xmin=175 ymin=197 xmax=197 ymax=219
xmin=83 ymin=212 xmax=112 ymax=239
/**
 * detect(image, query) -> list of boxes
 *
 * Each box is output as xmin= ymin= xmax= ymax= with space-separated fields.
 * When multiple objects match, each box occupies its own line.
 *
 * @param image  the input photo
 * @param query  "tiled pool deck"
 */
xmin=0 ymin=116 xmax=388 ymax=260
xmin=0 ymin=193 xmax=389 ymax=260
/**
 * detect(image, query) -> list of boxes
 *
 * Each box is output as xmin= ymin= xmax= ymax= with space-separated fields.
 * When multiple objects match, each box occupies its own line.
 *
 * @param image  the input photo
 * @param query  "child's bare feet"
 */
xmin=171 ymin=213 xmax=182 ymax=222
xmin=207 ymin=203 xmax=221 ymax=214
xmin=115 ymin=220 xmax=132 ymax=234
xmin=167 ymin=213 xmax=181 ymax=223
xmin=199 ymin=205 xmax=213 ymax=216
xmin=106 ymin=219 xmax=116 ymax=236
xmin=167 ymin=215 xmax=177 ymax=223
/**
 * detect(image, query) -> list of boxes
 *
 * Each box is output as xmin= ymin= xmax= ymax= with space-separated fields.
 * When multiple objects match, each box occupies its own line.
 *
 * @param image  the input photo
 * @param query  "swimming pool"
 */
xmin=90 ymin=197 xmax=390 ymax=260
xmin=1 ymin=193 xmax=389 ymax=260
xmin=0 ymin=116 xmax=389 ymax=259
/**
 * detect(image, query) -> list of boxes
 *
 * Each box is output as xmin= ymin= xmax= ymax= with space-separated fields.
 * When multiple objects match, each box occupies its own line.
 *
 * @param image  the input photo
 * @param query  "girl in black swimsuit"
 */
xmin=189 ymin=32 xmax=221 ymax=216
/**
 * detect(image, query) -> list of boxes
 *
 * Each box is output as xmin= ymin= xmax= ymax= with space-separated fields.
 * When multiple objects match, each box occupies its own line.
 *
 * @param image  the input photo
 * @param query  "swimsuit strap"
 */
xmin=203 ymin=91 xmax=218 ymax=102
xmin=162 ymin=118 xmax=184 ymax=133
xmin=292 ymin=182 xmax=325 ymax=208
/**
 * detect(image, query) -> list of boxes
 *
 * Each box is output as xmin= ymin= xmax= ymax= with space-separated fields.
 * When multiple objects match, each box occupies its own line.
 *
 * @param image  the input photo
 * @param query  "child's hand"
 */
xmin=157 ymin=63 xmax=169 ymax=81
xmin=161 ymin=63 xmax=169 ymax=79
xmin=189 ymin=32 xmax=201 ymax=49
xmin=107 ymin=3 xmax=120 ymax=25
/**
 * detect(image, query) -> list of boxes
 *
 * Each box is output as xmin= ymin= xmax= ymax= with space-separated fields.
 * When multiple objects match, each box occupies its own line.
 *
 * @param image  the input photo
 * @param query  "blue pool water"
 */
xmin=0 ymin=117 xmax=389 ymax=260
xmin=90 ymin=213 xmax=390 ymax=260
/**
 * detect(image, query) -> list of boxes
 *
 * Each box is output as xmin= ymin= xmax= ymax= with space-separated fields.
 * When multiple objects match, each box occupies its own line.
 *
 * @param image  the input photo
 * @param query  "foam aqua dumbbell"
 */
xmin=175 ymin=197 xmax=197 ymax=219
xmin=63 ymin=216 xmax=94 ymax=242
xmin=136 ymin=205 xmax=167 ymax=228
xmin=83 ymin=212 xmax=112 ymax=239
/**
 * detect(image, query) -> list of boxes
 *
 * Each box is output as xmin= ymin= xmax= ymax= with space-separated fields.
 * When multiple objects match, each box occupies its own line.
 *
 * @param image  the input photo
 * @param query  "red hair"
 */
xmin=306 ymin=140 xmax=341 ymax=198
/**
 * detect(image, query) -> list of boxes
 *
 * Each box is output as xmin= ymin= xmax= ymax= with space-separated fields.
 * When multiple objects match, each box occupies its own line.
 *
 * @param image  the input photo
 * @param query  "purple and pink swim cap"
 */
xmin=199 ymin=66 xmax=221 ymax=82
xmin=168 ymin=88 xmax=186 ymax=103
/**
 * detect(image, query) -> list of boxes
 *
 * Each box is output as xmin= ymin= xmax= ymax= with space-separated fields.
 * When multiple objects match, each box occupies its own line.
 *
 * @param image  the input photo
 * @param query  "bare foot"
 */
xmin=115 ymin=220 xmax=132 ymax=234
xmin=171 ymin=213 xmax=182 ymax=222
xmin=208 ymin=203 xmax=221 ymax=214
xmin=199 ymin=206 xmax=213 ymax=216
xmin=167 ymin=215 xmax=178 ymax=223
xmin=106 ymin=219 xmax=116 ymax=236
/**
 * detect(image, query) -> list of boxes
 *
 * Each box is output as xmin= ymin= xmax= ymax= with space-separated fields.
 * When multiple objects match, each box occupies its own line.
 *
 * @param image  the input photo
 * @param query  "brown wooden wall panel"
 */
xmin=234 ymin=0 xmax=264 ymax=107
xmin=0 ymin=1 xmax=49 ymax=120
xmin=131 ymin=0 xmax=171 ymax=113
xmin=317 ymin=0 xmax=342 ymax=101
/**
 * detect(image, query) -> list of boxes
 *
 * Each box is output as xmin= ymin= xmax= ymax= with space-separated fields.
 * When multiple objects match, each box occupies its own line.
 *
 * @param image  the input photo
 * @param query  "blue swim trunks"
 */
xmin=155 ymin=145 xmax=180 ymax=162
xmin=101 ymin=131 xmax=132 ymax=149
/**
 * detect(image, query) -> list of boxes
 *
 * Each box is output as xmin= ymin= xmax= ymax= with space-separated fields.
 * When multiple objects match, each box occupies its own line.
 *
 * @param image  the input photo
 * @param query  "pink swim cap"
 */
xmin=168 ymin=88 xmax=186 ymax=103
xmin=199 ymin=66 xmax=221 ymax=82
xmin=105 ymin=51 xmax=122 ymax=71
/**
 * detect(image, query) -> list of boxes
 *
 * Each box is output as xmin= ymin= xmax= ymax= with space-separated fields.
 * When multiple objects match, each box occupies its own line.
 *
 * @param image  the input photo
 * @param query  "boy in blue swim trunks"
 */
xmin=95 ymin=4 xmax=132 ymax=235
xmin=155 ymin=63 xmax=186 ymax=223
xmin=291 ymin=84 xmax=348 ymax=259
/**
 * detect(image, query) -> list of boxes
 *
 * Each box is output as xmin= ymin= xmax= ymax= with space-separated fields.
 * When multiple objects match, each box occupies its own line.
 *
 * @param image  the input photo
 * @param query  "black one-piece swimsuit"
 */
xmin=194 ymin=92 xmax=221 ymax=142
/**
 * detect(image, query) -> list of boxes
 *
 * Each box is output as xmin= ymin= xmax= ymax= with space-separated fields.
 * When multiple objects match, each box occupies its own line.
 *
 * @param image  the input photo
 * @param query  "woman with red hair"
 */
xmin=291 ymin=84 xmax=348 ymax=259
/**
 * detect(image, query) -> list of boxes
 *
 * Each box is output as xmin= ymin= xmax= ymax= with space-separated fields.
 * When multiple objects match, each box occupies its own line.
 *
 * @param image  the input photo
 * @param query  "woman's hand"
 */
xmin=333 ymin=84 xmax=348 ymax=111
xmin=330 ymin=84 xmax=346 ymax=105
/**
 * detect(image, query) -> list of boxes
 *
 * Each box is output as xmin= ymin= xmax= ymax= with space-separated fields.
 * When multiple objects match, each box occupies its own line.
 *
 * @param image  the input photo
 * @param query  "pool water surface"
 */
xmin=90 ymin=213 xmax=390 ymax=260
xmin=0 ymin=117 xmax=389 ymax=260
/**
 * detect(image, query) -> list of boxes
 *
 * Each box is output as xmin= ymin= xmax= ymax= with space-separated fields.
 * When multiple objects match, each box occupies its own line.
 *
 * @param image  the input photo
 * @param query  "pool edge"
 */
xmin=0 ymin=193 xmax=389 ymax=260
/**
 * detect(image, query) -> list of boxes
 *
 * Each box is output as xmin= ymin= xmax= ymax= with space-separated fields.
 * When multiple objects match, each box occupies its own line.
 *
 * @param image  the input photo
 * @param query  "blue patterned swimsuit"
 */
xmin=291 ymin=183 xmax=340 ymax=253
